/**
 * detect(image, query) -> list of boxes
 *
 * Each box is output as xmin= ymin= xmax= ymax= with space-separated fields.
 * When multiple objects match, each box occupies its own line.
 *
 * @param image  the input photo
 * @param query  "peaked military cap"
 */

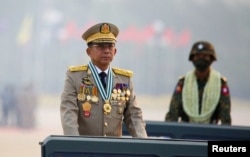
xmin=189 ymin=40 xmax=217 ymax=61
xmin=82 ymin=22 xmax=119 ymax=44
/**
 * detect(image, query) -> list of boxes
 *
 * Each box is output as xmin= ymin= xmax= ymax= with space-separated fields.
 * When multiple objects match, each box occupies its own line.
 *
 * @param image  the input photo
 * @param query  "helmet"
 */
xmin=189 ymin=41 xmax=217 ymax=61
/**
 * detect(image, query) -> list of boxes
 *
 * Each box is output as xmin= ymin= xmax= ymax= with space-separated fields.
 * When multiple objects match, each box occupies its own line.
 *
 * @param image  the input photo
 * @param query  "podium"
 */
xmin=40 ymin=135 xmax=207 ymax=157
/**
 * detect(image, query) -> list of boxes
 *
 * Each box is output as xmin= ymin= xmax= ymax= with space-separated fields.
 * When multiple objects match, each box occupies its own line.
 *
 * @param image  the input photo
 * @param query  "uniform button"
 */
xmin=104 ymin=122 xmax=108 ymax=126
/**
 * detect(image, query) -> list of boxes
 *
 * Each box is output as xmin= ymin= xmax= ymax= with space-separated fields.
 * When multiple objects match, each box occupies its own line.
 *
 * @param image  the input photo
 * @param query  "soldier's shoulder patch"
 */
xmin=112 ymin=67 xmax=133 ymax=77
xmin=68 ymin=65 xmax=88 ymax=72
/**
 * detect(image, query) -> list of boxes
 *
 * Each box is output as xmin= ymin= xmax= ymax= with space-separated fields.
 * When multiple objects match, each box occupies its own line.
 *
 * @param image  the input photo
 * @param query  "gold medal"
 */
xmin=126 ymin=89 xmax=130 ymax=96
xmin=117 ymin=89 xmax=121 ymax=94
xmin=121 ymin=96 xmax=125 ymax=101
xmin=91 ymin=96 xmax=99 ymax=102
xmin=111 ymin=93 xmax=117 ymax=100
xmin=103 ymin=101 xmax=112 ymax=114
xmin=113 ymin=88 xmax=117 ymax=94
xmin=120 ymin=91 xmax=125 ymax=97
xmin=78 ymin=85 xmax=85 ymax=101
xmin=91 ymin=87 xmax=99 ymax=102
xmin=77 ymin=93 xmax=85 ymax=101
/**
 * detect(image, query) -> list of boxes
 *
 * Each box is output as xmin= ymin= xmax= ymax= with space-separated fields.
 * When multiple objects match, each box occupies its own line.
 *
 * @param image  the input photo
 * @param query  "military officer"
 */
xmin=165 ymin=41 xmax=231 ymax=125
xmin=60 ymin=22 xmax=148 ymax=137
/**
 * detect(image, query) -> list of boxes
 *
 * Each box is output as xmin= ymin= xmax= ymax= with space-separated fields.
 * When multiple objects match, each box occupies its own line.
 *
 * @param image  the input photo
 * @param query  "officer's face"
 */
xmin=87 ymin=43 xmax=117 ymax=69
xmin=192 ymin=53 xmax=213 ymax=72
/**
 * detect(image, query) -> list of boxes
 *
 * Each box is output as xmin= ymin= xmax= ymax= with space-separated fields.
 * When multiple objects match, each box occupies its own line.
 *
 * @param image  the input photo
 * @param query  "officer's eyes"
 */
xmin=91 ymin=44 xmax=115 ymax=49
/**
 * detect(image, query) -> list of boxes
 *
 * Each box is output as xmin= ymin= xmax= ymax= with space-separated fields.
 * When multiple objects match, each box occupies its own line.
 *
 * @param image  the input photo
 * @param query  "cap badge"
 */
xmin=100 ymin=23 xmax=110 ymax=34
xmin=197 ymin=43 xmax=204 ymax=50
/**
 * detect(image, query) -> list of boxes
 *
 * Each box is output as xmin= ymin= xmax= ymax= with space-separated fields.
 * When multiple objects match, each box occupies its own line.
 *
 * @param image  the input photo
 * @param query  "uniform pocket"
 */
xmin=110 ymin=100 xmax=126 ymax=119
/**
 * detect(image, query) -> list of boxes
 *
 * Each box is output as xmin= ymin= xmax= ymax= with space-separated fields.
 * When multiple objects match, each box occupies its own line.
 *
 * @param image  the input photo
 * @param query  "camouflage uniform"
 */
xmin=165 ymin=40 xmax=231 ymax=125
xmin=165 ymin=75 xmax=231 ymax=125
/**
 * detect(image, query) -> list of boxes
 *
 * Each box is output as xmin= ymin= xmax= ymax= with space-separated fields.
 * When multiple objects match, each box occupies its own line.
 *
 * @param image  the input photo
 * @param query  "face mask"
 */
xmin=192 ymin=59 xmax=212 ymax=72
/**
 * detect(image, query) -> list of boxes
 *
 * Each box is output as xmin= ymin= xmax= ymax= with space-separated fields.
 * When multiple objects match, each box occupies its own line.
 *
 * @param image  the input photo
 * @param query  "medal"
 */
xmin=117 ymin=96 xmax=121 ymax=101
xmin=111 ymin=93 xmax=117 ymax=100
xmin=77 ymin=93 xmax=85 ymax=101
xmin=88 ymin=62 xmax=113 ymax=115
xmin=121 ymin=96 xmax=125 ymax=101
xmin=113 ymin=88 xmax=117 ymax=94
xmin=103 ymin=101 xmax=112 ymax=114
xmin=78 ymin=85 xmax=86 ymax=101
xmin=91 ymin=96 xmax=99 ymax=102
xmin=86 ymin=95 xmax=91 ymax=101
xmin=117 ymin=89 xmax=121 ymax=94
xmin=126 ymin=89 xmax=130 ymax=96
xmin=82 ymin=102 xmax=92 ymax=117
xmin=91 ymin=87 xmax=99 ymax=102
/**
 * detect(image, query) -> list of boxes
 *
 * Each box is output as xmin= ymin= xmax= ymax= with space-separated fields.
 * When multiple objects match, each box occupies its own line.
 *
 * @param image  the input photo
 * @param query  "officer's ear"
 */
xmin=114 ymin=48 xmax=117 ymax=55
xmin=86 ymin=47 xmax=91 ymax=56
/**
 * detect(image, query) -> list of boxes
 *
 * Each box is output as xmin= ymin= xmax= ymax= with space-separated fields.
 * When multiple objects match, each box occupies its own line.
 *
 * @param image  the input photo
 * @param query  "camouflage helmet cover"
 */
xmin=189 ymin=41 xmax=217 ymax=61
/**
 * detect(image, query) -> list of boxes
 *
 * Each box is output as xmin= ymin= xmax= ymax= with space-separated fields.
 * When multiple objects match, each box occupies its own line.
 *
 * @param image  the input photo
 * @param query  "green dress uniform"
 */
xmin=60 ymin=65 xmax=148 ymax=137
xmin=165 ymin=72 xmax=231 ymax=125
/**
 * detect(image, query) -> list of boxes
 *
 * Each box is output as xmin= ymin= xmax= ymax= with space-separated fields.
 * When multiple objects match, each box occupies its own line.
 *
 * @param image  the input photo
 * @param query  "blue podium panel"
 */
xmin=123 ymin=121 xmax=250 ymax=140
xmin=40 ymin=135 xmax=207 ymax=157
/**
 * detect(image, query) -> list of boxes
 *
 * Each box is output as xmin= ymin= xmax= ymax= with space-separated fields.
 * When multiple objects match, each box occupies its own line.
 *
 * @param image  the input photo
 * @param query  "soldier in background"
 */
xmin=0 ymin=84 xmax=18 ymax=126
xmin=60 ymin=22 xmax=147 ymax=137
xmin=165 ymin=41 xmax=231 ymax=125
xmin=17 ymin=83 xmax=38 ymax=128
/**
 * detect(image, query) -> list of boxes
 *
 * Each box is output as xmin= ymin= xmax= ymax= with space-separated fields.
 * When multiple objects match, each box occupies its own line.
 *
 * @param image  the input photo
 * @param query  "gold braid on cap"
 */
xmin=86 ymin=32 xmax=116 ymax=43
xmin=82 ymin=23 xmax=119 ymax=44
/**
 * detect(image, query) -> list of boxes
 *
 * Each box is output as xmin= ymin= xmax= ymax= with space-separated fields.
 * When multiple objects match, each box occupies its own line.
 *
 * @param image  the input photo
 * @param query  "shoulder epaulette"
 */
xmin=221 ymin=76 xmax=227 ymax=82
xmin=112 ymin=67 xmax=133 ymax=77
xmin=68 ymin=65 xmax=88 ymax=72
